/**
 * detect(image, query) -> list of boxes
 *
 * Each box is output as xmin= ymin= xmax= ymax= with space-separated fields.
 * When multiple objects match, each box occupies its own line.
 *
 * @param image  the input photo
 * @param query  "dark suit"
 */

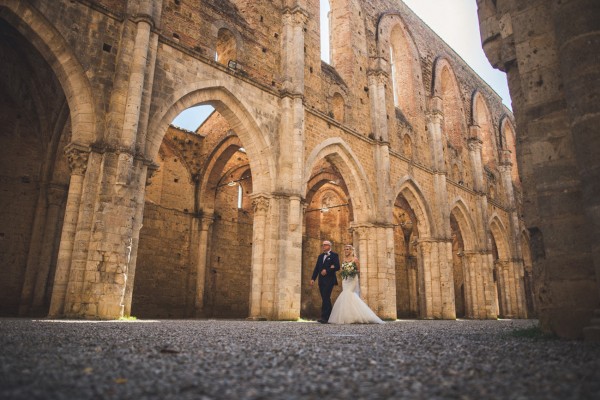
xmin=311 ymin=251 xmax=341 ymax=320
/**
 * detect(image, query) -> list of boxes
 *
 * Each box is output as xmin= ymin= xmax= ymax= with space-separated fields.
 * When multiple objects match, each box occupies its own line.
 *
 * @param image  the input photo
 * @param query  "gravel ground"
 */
xmin=0 ymin=318 xmax=598 ymax=400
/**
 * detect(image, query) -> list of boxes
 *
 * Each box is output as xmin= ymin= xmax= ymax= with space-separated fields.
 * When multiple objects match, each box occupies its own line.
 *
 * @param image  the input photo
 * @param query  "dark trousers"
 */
xmin=319 ymin=284 xmax=334 ymax=320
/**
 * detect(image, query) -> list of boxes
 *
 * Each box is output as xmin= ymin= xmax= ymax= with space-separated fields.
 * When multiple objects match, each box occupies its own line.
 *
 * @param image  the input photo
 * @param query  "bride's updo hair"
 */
xmin=344 ymin=244 xmax=354 ymax=255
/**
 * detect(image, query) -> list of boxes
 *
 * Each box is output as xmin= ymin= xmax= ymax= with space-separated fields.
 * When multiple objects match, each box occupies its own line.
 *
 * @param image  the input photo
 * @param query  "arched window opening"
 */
xmin=390 ymin=45 xmax=398 ymax=106
xmin=474 ymin=94 xmax=496 ymax=167
xmin=440 ymin=65 xmax=466 ymax=151
xmin=237 ymin=184 xmax=243 ymax=209
xmin=389 ymin=25 xmax=417 ymax=122
xmin=216 ymin=28 xmax=237 ymax=66
xmin=320 ymin=0 xmax=331 ymax=64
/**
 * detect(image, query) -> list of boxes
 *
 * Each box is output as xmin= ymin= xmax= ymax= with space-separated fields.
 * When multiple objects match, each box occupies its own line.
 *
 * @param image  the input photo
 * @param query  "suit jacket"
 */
xmin=311 ymin=251 xmax=341 ymax=287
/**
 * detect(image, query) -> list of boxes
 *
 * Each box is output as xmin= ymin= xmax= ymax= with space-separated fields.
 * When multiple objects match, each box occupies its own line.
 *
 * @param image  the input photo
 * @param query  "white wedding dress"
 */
xmin=328 ymin=276 xmax=384 ymax=324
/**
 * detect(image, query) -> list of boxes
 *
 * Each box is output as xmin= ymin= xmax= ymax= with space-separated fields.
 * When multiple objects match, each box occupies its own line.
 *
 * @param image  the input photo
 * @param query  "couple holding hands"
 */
xmin=310 ymin=241 xmax=383 ymax=324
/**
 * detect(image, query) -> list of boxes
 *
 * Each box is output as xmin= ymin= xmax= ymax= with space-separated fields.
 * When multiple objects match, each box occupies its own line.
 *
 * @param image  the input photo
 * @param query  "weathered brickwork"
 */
xmin=1 ymin=0 xmax=539 ymax=327
xmin=477 ymin=0 xmax=600 ymax=339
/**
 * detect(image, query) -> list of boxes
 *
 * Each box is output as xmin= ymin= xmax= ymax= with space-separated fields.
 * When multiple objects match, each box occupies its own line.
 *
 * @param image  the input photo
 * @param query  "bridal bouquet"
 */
xmin=340 ymin=261 xmax=359 ymax=279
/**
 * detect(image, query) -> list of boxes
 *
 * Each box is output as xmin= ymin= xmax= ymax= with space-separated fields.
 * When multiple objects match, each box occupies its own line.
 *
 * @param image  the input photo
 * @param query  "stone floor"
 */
xmin=0 ymin=318 xmax=599 ymax=399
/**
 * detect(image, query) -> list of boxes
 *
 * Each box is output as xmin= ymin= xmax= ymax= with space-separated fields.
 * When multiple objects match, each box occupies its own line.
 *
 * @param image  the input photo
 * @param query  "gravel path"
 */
xmin=0 ymin=318 xmax=598 ymax=399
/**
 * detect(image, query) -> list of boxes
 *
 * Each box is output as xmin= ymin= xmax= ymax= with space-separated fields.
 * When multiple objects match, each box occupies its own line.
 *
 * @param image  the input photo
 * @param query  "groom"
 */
xmin=310 ymin=240 xmax=340 ymax=323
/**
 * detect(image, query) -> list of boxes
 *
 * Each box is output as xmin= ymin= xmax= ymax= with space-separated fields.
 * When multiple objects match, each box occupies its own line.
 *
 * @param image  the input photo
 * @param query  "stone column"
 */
xmin=48 ymin=143 xmax=89 ymax=317
xmin=424 ymin=99 xmax=456 ymax=319
xmin=30 ymin=184 xmax=67 ymax=314
xmin=499 ymin=150 xmax=527 ymax=318
xmin=467 ymin=127 xmax=497 ymax=319
xmin=273 ymin=194 xmax=303 ymax=320
xmin=248 ymin=195 xmax=270 ymax=320
xmin=123 ymin=160 xmax=156 ymax=317
xmin=352 ymin=223 xmax=396 ymax=319
xmin=194 ymin=214 xmax=214 ymax=316
xmin=367 ymin=70 xmax=393 ymax=223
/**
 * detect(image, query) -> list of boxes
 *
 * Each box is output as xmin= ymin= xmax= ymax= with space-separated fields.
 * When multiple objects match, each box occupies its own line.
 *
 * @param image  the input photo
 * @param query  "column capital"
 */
xmin=283 ymin=7 xmax=309 ymax=27
xmin=468 ymin=137 xmax=483 ymax=151
xmin=367 ymin=69 xmax=389 ymax=85
xmin=251 ymin=194 xmax=271 ymax=214
xmin=64 ymin=142 xmax=90 ymax=176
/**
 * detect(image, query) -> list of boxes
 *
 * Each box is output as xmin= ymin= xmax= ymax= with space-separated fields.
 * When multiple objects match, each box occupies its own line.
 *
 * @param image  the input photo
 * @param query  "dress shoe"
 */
xmin=317 ymin=319 xmax=328 ymax=324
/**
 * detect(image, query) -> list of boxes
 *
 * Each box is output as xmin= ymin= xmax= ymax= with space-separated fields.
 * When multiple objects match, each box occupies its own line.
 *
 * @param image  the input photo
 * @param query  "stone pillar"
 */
xmin=499 ymin=150 xmax=527 ymax=318
xmin=191 ymin=214 xmax=214 ymax=316
xmin=367 ymin=70 xmax=393 ymax=223
xmin=423 ymin=99 xmax=456 ymax=319
xmin=249 ymin=195 xmax=270 ymax=320
xmin=467 ymin=126 xmax=497 ymax=319
xmin=48 ymin=143 xmax=89 ymax=317
xmin=273 ymin=194 xmax=303 ymax=320
xmin=417 ymin=238 xmax=455 ymax=319
xmin=352 ymin=224 xmax=396 ymax=319
xmin=65 ymin=149 xmax=148 ymax=319
xmin=477 ymin=0 xmax=599 ymax=338
xmin=30 ymin=184 xmax=67 ymax=314
xmin=123 ymin=161 xmax=156 ymax=317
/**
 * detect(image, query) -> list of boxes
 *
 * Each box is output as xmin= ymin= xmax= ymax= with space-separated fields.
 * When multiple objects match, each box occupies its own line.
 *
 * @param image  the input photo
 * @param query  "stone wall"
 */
xmin=477 ymin=0 xmax=600 ymax=339
xmin=0 ymin=0 xmax=534 ymax=327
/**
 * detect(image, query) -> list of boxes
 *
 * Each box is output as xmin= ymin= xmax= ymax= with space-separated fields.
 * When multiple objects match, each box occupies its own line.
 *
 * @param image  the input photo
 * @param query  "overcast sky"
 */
xmin=173 ymin=0 xmax=511 ymax=131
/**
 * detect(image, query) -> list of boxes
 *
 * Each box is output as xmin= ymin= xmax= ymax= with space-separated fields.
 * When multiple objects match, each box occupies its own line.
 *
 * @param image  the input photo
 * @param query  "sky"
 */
xmin=173 ymin=0 xmax=511 ymax=131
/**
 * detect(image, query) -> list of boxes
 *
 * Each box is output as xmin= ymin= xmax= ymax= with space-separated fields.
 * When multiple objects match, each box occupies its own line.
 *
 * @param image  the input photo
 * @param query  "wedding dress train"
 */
xmin=328 ymin=276 xmax=384 ymax=324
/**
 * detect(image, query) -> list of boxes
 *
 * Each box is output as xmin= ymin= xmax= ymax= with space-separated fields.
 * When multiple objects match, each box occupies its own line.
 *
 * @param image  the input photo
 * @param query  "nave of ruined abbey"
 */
xmin=4 ymin=0 xmax=595 ymax=340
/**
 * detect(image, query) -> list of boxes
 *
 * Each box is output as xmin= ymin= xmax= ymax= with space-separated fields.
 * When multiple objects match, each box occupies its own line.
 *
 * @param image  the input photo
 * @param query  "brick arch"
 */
xmin=146 ymin=81 xmax=275 ymax=194
xmin=305 ymin=169 xmax=354 ymax=222
xmin=391 ymin=177 xmax=434 ymax=238
xmin=489 ymin=214 xmax=510 ymax=260
xmin=472 ymin=91 xmax=497 ymax=166
xmin=304 ymin=138 xmax=375 ymax=222
xmin=376 ymin=12 xmax=425 ymax=125
xmin=199 ymin=135 xmax=244 ymax=213
xmin=211 ymin=20 xmax=244 ymax=63
xmin=0 ymin=0 xmax=97 ymax=145
xmin=450 ymin=198 xmax=479 ymax=251
xmin=431 ymin=57 xmax=468 ymax=151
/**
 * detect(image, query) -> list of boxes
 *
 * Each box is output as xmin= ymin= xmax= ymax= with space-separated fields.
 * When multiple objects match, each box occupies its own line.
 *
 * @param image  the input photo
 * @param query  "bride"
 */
xmin=328 ymin=244 xmax=384 ymax=324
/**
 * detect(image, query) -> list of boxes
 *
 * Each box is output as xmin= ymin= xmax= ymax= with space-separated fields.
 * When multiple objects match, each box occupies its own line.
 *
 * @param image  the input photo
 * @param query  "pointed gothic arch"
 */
xmin=376 ymin=12 xmax=425 ymax=126
xmin=0 ymin=0 xmax=98 ymax=144
xmin=450 ymin=198 xmax=479 ymax=251
xmin=146 ymin=81 xmax=275 ymax=194
xmin=432 ymin=58 xmax=468 ymax=151
xmin=392 ymin=177 xmax=434 ymax=239
xmin=489 ymin=214 xmax=510 ymax=260
xmin=304 ymin=138 xmax=375 ymax=222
